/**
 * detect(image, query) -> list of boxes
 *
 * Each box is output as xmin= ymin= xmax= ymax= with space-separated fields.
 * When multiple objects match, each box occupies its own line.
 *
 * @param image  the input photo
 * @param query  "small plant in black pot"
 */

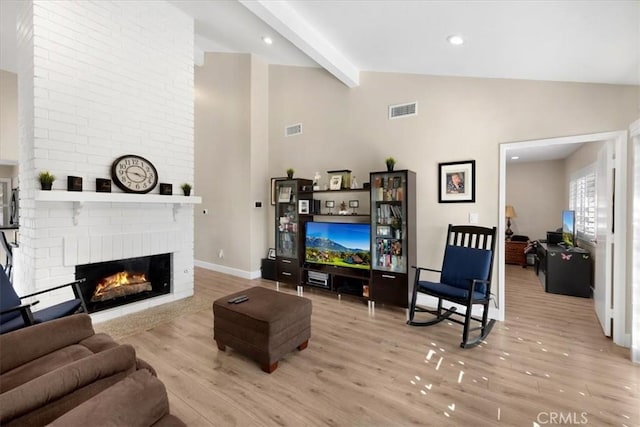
xmin=181 ymin=183 xmax=192 ymax=196
xmin=385 ymin=157 xmax=396 ymax=172
xmin=38 ymin=171 xmax=55 ymax=190
xmin=286 ymin=168 xmax=295 ymax=179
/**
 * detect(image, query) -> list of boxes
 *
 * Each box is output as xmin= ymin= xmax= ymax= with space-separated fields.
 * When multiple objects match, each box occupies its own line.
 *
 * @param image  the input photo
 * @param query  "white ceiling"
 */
xmin=1 ymin=0 xmax=637 ymax=162
xmin=170 ymin=0 xmax=640 ymax=87
xmin=2 ymin=0 xmax=638 ymax=85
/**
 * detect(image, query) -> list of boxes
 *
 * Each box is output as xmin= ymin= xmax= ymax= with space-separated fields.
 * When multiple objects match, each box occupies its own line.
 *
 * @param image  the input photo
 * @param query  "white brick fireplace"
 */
xmin=16 ymin=0 xmax=197 ymax=322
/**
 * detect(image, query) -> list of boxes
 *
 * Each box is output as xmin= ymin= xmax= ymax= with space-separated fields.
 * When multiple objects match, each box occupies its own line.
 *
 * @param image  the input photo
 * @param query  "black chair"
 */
xmin=0 ymin=267 xmax=87 ymax=334
xmin=407 ymin=224 xmax=497 ymax=348
xmin=1 ymin=231 xmax=14 ymax=281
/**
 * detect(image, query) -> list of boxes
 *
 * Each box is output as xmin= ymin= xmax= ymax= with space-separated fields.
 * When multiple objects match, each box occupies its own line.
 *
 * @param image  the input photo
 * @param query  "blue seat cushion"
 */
xmin=1 ymin=268 xmax=22 ymax=324
xmin=440 ymin=245 xmax=492 ymax=295
xmin=417 ymin=280 xmax=486 ymax=301
xmin=0 ymin=299 xmax=82 ymax=334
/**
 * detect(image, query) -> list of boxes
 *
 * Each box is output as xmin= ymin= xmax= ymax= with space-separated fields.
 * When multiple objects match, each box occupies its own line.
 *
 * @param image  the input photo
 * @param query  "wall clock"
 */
xmin=111 ymin=155 xmax=158 ymax=194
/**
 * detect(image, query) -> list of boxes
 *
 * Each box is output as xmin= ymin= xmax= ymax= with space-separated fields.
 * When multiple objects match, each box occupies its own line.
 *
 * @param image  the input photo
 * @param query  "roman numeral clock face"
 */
xmin=111 ymin=155 xmax=158 ymax=194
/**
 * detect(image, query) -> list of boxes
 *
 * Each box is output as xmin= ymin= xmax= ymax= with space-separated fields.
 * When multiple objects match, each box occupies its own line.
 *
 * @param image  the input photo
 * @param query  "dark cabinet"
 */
xmin=369 ymin=170 xmax=416 ymax=308
xmin=275 ymin=179 xmax=313 ymax=286
xmin=536 ymin=243 xmax=592 ymax=297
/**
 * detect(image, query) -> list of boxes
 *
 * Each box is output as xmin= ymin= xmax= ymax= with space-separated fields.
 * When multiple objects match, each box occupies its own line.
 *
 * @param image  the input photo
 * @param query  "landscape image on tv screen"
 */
xmin=305 ymin=222 xmax=371 ymax=270
xmin=562 ymin=209 xmax=575 ymax=246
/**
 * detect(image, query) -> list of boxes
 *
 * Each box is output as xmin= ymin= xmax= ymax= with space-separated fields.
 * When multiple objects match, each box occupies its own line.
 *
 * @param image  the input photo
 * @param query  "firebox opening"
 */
xmin=76 ymin=253 xmax=171 ymax=313
xmin=91 ymin=271 xmax=151 ymax=302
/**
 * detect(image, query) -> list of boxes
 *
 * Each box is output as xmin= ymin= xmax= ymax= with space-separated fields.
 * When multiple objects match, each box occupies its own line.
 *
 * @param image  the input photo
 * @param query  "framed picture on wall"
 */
xmin=438 ymin=160 xmax=476 ymax=203
xmin=270 ymin=177 xmax=286 ymax=205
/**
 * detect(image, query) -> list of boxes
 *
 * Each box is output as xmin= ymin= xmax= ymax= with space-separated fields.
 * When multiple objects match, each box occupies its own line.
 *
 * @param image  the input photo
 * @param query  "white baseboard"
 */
xmin=194 ymin=259 xmax=260 ymax=280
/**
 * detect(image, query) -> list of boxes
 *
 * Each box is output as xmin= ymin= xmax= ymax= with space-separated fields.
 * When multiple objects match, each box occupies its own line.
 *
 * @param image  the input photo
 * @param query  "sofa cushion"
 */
xmin=78 ymin=332 xmax=121 ymax=354
xmin=0 ymin=314 xmax=94 ymax=373
xmin=0 ymin=344 xmax=137 ymax=424
xmin=47 ymin=369 xmax=172 ymax=427
xmin=0 ymin=344 xmax=94 ymax=393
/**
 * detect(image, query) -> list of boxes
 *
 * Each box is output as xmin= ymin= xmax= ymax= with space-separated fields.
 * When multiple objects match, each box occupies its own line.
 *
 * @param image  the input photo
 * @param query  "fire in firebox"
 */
xmin=91 ymin=271 xmax=152 ymax=302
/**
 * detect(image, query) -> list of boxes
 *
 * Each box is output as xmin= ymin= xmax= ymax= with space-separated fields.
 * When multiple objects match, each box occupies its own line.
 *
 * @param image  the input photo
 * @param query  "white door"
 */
xmin=594 ymin=144 xmax=612 ymax=336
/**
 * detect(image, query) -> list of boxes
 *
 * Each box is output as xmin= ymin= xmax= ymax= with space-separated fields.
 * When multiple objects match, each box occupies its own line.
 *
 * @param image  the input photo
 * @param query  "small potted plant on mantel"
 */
xmin=286 ymin=168 xmax=295 ymax=179
xmin=385 ymin=157 xmax=396 ymax=172
xmin=38 ymin=171 xmax=55 ymax=190
xmin=181 ymin=183 xmax=192 ymax=196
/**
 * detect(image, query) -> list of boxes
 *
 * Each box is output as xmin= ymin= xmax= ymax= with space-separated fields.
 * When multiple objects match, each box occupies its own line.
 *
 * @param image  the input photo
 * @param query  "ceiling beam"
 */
xmin=238 ymin=0 xmax=360 ymax=88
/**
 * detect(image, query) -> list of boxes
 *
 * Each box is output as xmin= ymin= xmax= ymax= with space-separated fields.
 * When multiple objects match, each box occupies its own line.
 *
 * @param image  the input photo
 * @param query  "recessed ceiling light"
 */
xmin=262 ymin=36 xmax=273 ymax=45
xmin=447 ymin=35 xmax=464 ymax=45
xmin=511 ymin=156 xmax=520 ymax=160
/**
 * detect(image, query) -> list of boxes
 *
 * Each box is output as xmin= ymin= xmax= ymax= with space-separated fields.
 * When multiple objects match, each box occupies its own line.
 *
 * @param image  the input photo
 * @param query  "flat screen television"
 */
xmin=562 ymin=209 xmax=576 ymax=247
xmin=305 ymin=222 xmax=371 ymax=270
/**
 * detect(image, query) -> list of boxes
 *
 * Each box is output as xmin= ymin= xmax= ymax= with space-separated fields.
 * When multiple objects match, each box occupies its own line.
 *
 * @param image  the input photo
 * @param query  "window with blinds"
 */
xmin=569 ymin=165 xmax=597 ymax=240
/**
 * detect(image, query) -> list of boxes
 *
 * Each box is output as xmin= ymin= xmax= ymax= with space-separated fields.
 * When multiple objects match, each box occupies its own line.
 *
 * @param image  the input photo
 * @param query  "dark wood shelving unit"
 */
xmin=312 ymin=214 xmax=370 ymax=218
xmin=312 ymin=188 xmax=369 ymax=194
xmin=271 ymin=173 xmax=415 ymax=309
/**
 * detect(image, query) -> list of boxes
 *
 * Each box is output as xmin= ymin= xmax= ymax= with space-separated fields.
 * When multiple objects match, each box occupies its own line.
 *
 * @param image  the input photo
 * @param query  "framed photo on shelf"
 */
xmin=377 ymin=225 xmax=391 ymax=237
xmin=298 ymin=199 xmax=310 ymax=214
xmin=325 ymin=200 xmax=335 ymax=208
xmin=348 ymin=200 xmax=359 ymax=208
xmin=438 ymin=160 xmax=476 ymax=203
xmin=267 ymin=248 xmax=276 ymax=260
xmin=278 ymin=186 xmax=292 ymax=203
xmin=271 ymin=177 xmax=286 ymax=205
xmin=329 ymin=175 xmax=342 ymax=190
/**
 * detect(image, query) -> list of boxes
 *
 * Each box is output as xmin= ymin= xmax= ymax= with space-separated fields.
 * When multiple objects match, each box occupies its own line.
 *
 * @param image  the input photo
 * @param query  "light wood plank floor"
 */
xmin=121 ymin=266 xmax=639 ymax=426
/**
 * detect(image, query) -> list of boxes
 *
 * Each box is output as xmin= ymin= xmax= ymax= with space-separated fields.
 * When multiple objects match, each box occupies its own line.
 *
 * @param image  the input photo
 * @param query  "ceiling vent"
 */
xmin=285 ymin=123 xmax=302 ymax=137
xmin=389 ymin=102 xmax=418 ymax=119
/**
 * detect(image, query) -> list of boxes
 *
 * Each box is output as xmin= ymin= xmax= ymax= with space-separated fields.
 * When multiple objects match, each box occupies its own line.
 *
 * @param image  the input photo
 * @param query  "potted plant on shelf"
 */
xmin=181 ymin=183 xmax=192 ymax=196
xmin=286 ymin=168 xmax=295 ymax=179
xmin=38 ymin=171 xmax=55 ymax=190
xmin=385 ymin=157 xmax=396 ymax=172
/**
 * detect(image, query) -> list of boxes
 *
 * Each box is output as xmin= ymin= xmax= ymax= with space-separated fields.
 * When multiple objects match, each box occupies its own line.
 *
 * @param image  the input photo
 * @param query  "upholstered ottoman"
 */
xmin=213 ymin=286 xmax=312 ymax=373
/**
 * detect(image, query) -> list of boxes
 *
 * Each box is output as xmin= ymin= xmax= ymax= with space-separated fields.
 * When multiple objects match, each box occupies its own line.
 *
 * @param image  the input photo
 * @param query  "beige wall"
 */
xmin=0 ymin=70 xmax=18 ymax=162
xmin=249 ymin=56 xmax=269 ymax=271
xmin=267 ymin=67 xmax=638 ymax=309
xmin=504 ymin=142 xmax=605 ymax=246
xmin=193 ymin=58 xmax=638 ymax=313
xmin=194 ymin=53 xmax=270 ymax=274
xmin=0 ymin=165 xmax=18 ymax=181
xmin=194 ymin=53 xmax=256 ymax=273
xmin=506 ymin=160 xmax=565 ymax=240
xmin=268 ymin=68 xmax=637 ymax=267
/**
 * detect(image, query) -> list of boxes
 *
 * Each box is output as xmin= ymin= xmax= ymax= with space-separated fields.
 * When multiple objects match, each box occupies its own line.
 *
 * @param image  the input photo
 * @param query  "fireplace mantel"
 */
xmin=35 ymin=191 xmax=202 ymax=224
xmin=35 ymin=191 xmax=202 ymax=204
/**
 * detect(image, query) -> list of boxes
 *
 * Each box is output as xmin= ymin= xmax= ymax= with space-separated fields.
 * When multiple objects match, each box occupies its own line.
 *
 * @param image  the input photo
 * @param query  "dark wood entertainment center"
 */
xmin=273 ymin=170 xmax=416 ymax=308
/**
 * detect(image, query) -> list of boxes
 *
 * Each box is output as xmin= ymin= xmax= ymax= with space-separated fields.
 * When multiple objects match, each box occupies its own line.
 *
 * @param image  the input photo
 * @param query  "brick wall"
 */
xmin=16 ymin=0 xmax=195 ymax=319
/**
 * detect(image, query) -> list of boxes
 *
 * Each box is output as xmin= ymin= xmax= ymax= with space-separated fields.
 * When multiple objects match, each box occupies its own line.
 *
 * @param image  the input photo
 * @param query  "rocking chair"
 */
xmin=407 ymin=224 xmax=497 ymax=348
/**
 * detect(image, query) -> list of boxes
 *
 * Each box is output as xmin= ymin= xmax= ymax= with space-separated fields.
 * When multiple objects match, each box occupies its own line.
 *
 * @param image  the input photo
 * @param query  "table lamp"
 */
xmin=505 ymin=205 xmax=517 ymax=239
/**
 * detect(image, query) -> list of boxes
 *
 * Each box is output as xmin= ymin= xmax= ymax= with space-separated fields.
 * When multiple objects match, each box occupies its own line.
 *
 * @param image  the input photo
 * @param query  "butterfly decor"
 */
xmin=561 ymin=253 xmax=573 ymax=261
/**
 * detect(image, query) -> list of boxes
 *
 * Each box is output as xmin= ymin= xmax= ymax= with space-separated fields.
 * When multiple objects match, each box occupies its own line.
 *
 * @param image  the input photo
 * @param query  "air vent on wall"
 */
xmin=285 ymin=123 xmax=302 ymax=137
xmin=389 ymin=102 xmax=418 ymax=119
